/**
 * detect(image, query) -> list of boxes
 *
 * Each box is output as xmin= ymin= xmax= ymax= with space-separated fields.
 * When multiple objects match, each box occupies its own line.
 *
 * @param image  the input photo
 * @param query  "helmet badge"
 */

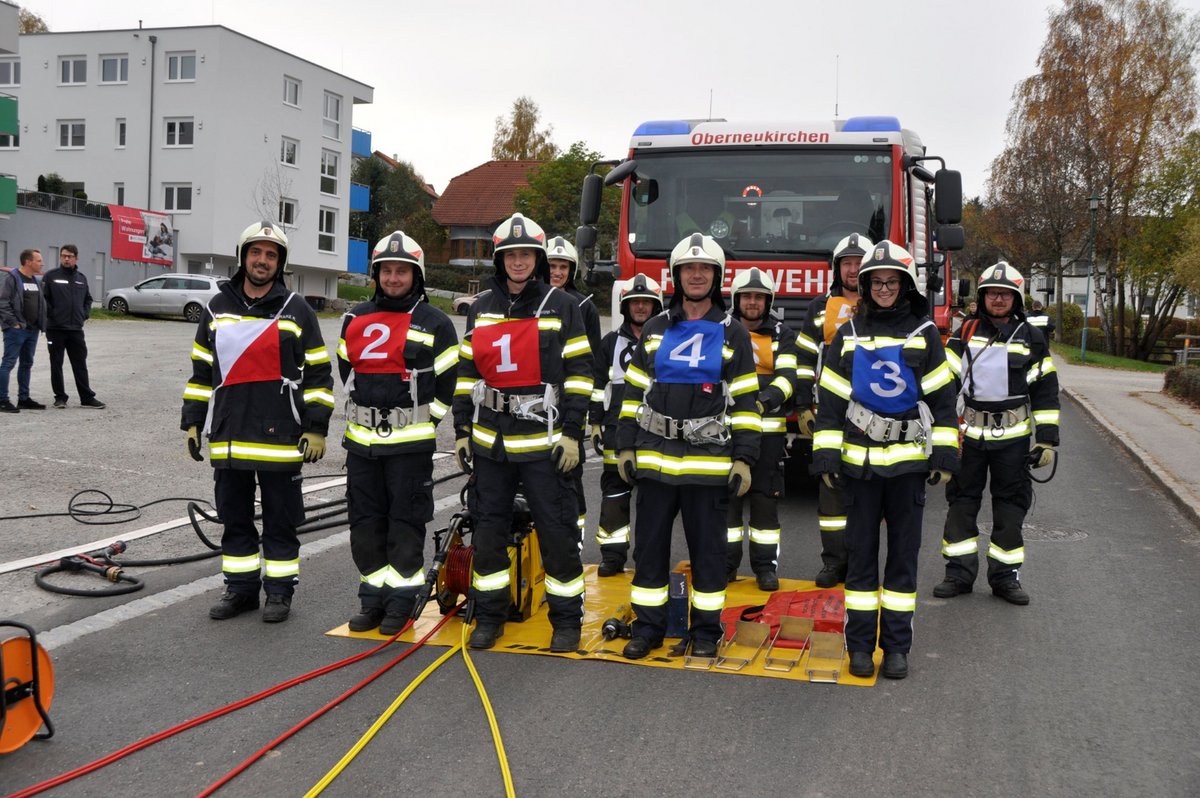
xmin=513 ymin=224 xmax=523 ymax=238
xmin=389 ymin=240 xmax=400 ymax=253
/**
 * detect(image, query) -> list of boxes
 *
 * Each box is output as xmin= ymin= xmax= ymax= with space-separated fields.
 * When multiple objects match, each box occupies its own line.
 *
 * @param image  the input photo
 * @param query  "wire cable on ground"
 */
xmin=195 ymin=610 xmax=458 ymax=797
xmin=7 ymin=623 xmax=440 ymax=798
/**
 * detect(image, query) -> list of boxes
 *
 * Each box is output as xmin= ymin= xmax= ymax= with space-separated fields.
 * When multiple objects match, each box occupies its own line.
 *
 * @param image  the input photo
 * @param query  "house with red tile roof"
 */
xmin=431 ymin=160 xmax=541 ymax=265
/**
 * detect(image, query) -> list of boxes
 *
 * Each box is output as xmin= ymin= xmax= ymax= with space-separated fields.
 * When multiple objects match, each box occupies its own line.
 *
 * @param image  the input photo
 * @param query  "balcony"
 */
xmin=349 ymin=181 xmax=369 ymax=212
xmin=351 ymin=127 xmax=371 ymax=159
xmin=347 ymin=237 xmax=369 ymax=274
xmin=17 ymin=189 xmax=111 ymax=218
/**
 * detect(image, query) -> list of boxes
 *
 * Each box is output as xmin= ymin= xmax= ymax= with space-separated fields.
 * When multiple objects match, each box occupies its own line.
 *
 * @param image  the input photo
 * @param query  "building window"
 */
xmin=283 ymin=75 xmax=301 ymax=107
xmin=164 ymin=117 xmax=194 ymax=147
xmin=0 ymin=133 xmax=18 ymax=149
xmin=320 ymin=149 xmax=339 ymax=195
xmin=58 ymin=120 xmax=85 ymax=149
xmin=114 ymin=183 xmax=125 ymax=205
xmin=322 ymin=92 xmax=341 ymax=140
xmin=164 ymin=183 xmax=193 ymax=212
xmin=0 ymin=59 xmax=19 ymax=86
xmin=280 ymin=136 xmax=298 ymax=166
xmin=100 ymin=54 xmax=129 ymax=83
xmin=59 ymin=56 xmax=86 ymax=84
xmin=167 ymin=52 xmax=196 ymax=82
xmin=116 ymin=118 xmax=126 ymax=148
xmin=279 ymin=197 xmax=297 ymax=227
xmin=318 ymin=207 xmax=336 ymax=252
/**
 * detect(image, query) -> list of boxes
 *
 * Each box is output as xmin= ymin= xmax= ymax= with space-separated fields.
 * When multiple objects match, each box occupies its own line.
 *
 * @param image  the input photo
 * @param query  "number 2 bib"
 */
xmin=472 ymin=318 xmax=542 ymax=388
xmin=655 ymin=320 xmax=723 ymax=384
xmin=344 ymin=312 xmax=412 ymax=376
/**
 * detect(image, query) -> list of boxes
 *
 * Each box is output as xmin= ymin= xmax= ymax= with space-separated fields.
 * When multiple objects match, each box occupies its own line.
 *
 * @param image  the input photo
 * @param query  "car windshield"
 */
xmin=626 ymin=149 xmax=893 ymax=259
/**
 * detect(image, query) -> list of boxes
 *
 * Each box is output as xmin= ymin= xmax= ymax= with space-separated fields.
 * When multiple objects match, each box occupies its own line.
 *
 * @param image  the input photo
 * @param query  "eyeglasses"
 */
xmin=982 ymin=290 xmax=1012 ymax=300
xmin=869 ymin=278 xmax=901 ymax=292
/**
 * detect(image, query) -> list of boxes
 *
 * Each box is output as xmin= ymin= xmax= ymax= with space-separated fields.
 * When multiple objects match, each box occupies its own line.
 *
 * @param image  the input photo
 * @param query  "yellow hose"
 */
xmin=302 ymin=621 xmax=516 ymax=797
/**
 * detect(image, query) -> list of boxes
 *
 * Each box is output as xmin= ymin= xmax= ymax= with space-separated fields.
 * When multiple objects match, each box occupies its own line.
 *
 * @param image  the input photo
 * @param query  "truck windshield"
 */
xmin=626 ymin=149 xmax=893 ymax=259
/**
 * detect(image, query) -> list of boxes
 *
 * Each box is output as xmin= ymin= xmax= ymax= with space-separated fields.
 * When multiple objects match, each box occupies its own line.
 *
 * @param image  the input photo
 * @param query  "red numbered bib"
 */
xmin=344 ymin=312 xmax=412 ymax=376
xmin=472 ymin=318 xmax=542 ymax=388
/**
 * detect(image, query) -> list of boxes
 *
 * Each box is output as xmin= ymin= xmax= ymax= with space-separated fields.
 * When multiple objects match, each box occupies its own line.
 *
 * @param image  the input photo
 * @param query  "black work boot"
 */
xmin=814 ymin=565 xmax=845 ymax=589
xmin=549 ymin=627 xmax=581 ymax=653
xmin=379 ymin=597 xmax=415 ymax=636
xmin=622 ymin=635 xmax=663 ymax=660
xmin=933 ymin=578 xmax=973 ymax=598
xmin=262 ymin=594 xmax=292 ymax=623
xmin=992 ymin=580 xmax=1030 ymax=606
xmin=881 ymin=651 xmax=909 ymax=679
xmin=348 ymin=605 xmax=385 ymax=632
xmin=209 ymin=591 xmax=259 ymax=620
xmin=469 ymin=622 xmax=504 ymax=649
xmin=848 ymin=651 xmax=875 ymax=677
xmin=690 ymin=638 xmax=718 ymax=658
xmin=597 ymin=558 xmax=625 ymax=577
xmin=755 ymin=570 xmax=780 ymax=592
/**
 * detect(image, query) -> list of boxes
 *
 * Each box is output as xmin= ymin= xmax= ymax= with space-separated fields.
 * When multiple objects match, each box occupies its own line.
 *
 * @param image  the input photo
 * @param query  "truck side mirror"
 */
xmin=936 ymin=224 xmax=965 ymax=252
xmin=934 ymin=170 xmax=963 ymax=224
xmin=580 ymin=174 xmax=603 ymax=226
xmin=957 ymin=278 xmax=972 ymax=306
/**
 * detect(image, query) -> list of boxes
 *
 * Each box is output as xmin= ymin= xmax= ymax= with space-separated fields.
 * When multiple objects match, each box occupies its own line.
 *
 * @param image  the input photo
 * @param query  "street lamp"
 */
xmin=1080 ymin=194 xmax=1100 ymax=363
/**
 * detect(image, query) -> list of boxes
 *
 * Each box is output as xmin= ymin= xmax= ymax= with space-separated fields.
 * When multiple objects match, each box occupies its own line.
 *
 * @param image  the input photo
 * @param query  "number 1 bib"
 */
xmin=344 ymin=312 xmax=412 ymax=376
xmin=655 ymin=320 xmax=723 ymax=384
xmin=472 ymin=318 xmax=542 ymax=388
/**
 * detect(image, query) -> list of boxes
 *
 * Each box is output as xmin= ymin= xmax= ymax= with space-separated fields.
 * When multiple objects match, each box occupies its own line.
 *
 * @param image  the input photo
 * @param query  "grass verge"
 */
xmin=1050 ymin=341 xmax=1170 ymax=373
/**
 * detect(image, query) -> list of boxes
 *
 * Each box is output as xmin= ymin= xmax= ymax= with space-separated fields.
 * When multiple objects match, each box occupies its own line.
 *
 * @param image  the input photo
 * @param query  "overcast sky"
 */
xmin=22 ymin=0 xmax=1200 ymax=198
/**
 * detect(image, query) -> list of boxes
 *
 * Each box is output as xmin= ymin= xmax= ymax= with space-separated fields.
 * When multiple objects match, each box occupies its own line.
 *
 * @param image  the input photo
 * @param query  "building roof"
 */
xmin=373 ymin=151 xmax=438 ymax=200
xmin=432 ymin=160 xmax=542 ymax=227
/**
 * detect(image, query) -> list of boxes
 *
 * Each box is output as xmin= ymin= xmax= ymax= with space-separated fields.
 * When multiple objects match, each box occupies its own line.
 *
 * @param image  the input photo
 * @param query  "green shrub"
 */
xmin=1165 ymin=365 xmax=1200 ymax=407
xmin=1056 ymin=303 xmax=1084 ymax=342
xmin=338 ymin=282 xmax=372 ymax=302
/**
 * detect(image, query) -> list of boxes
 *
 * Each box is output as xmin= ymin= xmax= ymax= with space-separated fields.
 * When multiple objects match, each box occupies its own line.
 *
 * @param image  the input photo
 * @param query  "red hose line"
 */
xmin=8 ymin=613 xmax=452 ymax=798
xmin=196 ymin=610 xmax=457 ymax=797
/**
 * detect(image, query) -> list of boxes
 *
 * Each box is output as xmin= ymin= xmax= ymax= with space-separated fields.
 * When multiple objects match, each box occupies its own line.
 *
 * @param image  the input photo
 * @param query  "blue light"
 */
xmin=842 ymin=116 xmax=902 ymax=132
xmin=632 ymin=120 xmax=693 ymax=136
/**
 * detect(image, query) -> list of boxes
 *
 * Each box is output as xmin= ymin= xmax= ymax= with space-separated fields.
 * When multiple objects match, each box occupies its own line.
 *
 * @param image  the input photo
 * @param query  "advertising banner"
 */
xmin=107 ymin=205 xmax=174 ymax=265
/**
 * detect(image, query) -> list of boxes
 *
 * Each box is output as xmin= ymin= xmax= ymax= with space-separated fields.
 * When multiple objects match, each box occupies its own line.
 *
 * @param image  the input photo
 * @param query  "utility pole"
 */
xmin=1081 ymin=194 xmax=1100 ymax=363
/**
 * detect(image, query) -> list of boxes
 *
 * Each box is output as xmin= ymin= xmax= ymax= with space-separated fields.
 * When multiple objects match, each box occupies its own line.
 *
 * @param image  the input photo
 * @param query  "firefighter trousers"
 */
xmin=844 ymin=471 xmax=925 ymax=655
xmin=214 ymin=469 xmax=305 ymax=597
xmin=817 ymin=474 xmax=849 ymax=573
xmin=346 ymin=451 xmax=434 ymax=613
xmin=470 ymin=453 xmax=584 ymax=629
xmin=941 ymin=439 xmax=1032 ymax=586
xmin=726 ymin=433 xmax=785 ymax=575
xmin=597 ymin=466 xmax=631 ymax=565
xmin=631 ymin=478 xmax=729 ymax=644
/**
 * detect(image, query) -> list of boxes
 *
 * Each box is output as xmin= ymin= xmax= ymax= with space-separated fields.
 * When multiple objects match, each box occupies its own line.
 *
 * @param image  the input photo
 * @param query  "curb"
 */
xmin=1061 ymin=386 xmax=1200 ymax=531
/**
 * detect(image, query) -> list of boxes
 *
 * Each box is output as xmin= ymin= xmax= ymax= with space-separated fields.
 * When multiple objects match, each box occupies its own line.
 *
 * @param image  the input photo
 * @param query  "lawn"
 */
xmin=1050 ymin=341 xmax=1171 ymax=373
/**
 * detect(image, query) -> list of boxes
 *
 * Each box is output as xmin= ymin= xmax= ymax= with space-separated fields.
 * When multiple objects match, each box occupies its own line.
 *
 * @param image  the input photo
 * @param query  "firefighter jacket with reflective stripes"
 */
xmin=946 ymin=313 xmax=1060 ymax=448
xmin=589 ymin=319 xmax=644 ymax=464
xmin=563 ymin=285 xmax=603 ymax=364
xmin=812 ymin=304 xmax=959 ymax=479
xmin=180 ymin=280 xmax=334 ymax=471
xmin=796 ymin=291 xmax=857 ymax=406
xmin=745 ymin=318 xmax=801 ymax=435
xmin=452 ymin=276 xmax=593 ymax=461
xmin=615 ymin=304 xmax=761 ymax=486
xmin=336 ymin=294 xmax=459 ymax=457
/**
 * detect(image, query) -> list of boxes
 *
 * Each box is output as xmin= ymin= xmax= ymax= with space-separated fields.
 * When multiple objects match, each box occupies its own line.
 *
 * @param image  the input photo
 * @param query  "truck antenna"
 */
xmin=835 ymin=54 xmax=840 ymax=119
xmin=709 ymin=88 xmax=713 ymax=120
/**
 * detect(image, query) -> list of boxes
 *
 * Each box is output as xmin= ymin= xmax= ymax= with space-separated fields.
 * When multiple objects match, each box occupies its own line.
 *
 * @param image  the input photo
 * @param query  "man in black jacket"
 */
xmin=44 ymin=244 xmax=104 ymax=409
xmin=0 ymin=249 xmax=49 ymax=412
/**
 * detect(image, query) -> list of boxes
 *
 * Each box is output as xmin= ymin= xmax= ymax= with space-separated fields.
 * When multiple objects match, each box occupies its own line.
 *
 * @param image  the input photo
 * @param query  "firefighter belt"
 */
xmin=847 ymin=400 xmax=928 ymax=446
xmin=960 ymin=403 xmax=1030 ymax=433
xmin=635 ymin=404 xmax=730 ymax=446
xmin=345 ymin=401 xmax=431 ymax=430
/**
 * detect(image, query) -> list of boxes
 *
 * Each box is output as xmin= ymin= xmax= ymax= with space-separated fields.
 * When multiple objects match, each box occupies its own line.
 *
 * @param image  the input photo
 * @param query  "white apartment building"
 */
xmin=0 ymin=24 xmax=373 ymax=297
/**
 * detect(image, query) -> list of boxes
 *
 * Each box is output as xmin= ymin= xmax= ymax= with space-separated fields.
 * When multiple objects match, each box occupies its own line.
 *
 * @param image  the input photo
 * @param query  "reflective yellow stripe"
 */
xmin=564 ymin=376 xmax=594 ymax=395
xmin=726 ymin=525 xmax=744 ymax=543
xmin=618 ymin=399 xmax=640 ymax=419
xmin=728 ymin=373 xmax=759 ymax=396
xmin=223 ymin=553 xmax=260 ymax=573
xmin=813 ymin=429 xmax=843 ymax=452
xmin=880 ymin=589 xmax=916 ymax=612
xmin=434 ymin=346 xmax=459 ymax=374
xmin=631 ymin=584 xmax=669 ymax=606
xmin=730 ymin=411 xmax=761 ymax=431
xmin=931 ymin=426 xmax=959 ymax=446
xmin=797 ymin=334 xmax=819 ymax=354
xmin=407 ymin=329 xmax=434 ymax=346
xmin=336 ymin=339 xmax=348 ymax=359
xmin=345 ymin=421 xmax=436 ymax=446
xmin=545 ymin=574 xmax=585 ymax=598
xmin=946 ymin=349 xmax=963 ymax=376
xmin=691 ymin=588 xmax=725 ymax=612
xmin=563 ymin=336 xmax=590 ymax=358
xmin=1033 ymin=409 xmax=1059 ymax=426
xmin=942 ymin=537 xmax=977 ymax=557
xmin=962 ymin=419 xmax=1031 ymax=441
xmin=987 ymin=542 xmax=1024 ymax=565
xmin=209 ymin=441 xmax=303 ymax=463
xmin=921 ymin=361 xmax=952 ymax=393
xmin=305 ymin=347 xmax=330 ymax=364
xmin=842 ymin=441 xmax=926 ymax=467
xmin=183 ymin=383 xmax=212 ymax=401
xmin=537 ymin=318 xmax=563 ymax=332
xmin=819 ymin=515 xmax=846 ymax=531
xmin=473 ymin=569 xmax=510 ymax=591
xmin=360 ymin=566 xmax=392 ymax=588
xmin=263 ymin=558 xmax=300 ymax=578
xmin=278 ymin=320 xmax=302 ymax=338
xmin=598 ymin=524 xmax=630 ymax=544
xmin=820 ymin=368 xmax=852 ymax=400
xmin=459 ymin=340 xmax=475 ymax=360
xmin=455 ymin=377 xmax=478 ymax=396
xmin=430 ymin=399 xmax=449 ymax=421
xmin=748 ymin=526 xmax=780 ymax=545
xmin=625 ymin=366 xmax=650 ymax=389
xmin=634 ymin=451 xmax=731 ymax=477
xmin=191 ymin=344 xmax=214 ymax=363
xmin=844 ymin=589 xmax=880 ymax=611
xmin=305 ymin=388 xmax=335 ymax=407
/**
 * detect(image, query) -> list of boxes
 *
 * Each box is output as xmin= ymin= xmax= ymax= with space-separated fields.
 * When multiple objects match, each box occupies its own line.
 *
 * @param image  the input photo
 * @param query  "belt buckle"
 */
xmin=376 ymin=408 xmax=394 ymax=438
xmin=881 ymin=418 xmax=895 ymax=441
xmin=989 ymin=412 xmax=1005 ymax=438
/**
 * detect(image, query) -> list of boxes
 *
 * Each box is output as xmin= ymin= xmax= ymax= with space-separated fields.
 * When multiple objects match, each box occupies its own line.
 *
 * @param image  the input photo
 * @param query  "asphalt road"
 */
xmin=2 ymin=316 xmax=1199 ymax=797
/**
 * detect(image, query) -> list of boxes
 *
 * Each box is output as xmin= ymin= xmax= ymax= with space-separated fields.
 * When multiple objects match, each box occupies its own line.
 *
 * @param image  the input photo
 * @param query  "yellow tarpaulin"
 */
xmin=327 ymin=566 xmax=878 ymax=686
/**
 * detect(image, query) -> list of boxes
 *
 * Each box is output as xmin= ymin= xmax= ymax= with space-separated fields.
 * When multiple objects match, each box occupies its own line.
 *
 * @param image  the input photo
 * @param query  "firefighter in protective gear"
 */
xmin=726 ymin=267 xmax=800 ymax=592
xmin=453 ymin=214 xmax=594 ymax=653
xmin=616 ymin=234 xmax=761 ymax=660
xmin=588 ymin=274 xmax=663 ymax=576
xmin=546 ymin=235 xmax=602 ymax=546
xmin=797 ymin=233 xmax=870 ymax=587
xmin=812 ymin=241 xmax=958 ymax=679
xmin=181 ymin=221 xmax=334 ymax=623
xmin=337 ymin=231 xmax=459 ymax=635
xmin=935 ymin=262 xmax=1060 ymax=606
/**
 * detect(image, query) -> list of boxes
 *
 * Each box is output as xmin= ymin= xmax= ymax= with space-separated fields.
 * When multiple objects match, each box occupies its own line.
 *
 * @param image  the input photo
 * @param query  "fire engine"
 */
xmin=577 ymin=116 xmax=966 ymax=331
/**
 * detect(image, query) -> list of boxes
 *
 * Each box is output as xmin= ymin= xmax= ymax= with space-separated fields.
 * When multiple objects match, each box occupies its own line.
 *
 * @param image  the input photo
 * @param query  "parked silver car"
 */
xmin=105 ymin=274 xmax=226 ymax=323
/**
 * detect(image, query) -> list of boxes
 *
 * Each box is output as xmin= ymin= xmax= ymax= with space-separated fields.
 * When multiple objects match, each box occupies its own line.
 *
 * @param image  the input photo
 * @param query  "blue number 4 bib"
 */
xmin=656 ymin=320 xmax=724 ymax=384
